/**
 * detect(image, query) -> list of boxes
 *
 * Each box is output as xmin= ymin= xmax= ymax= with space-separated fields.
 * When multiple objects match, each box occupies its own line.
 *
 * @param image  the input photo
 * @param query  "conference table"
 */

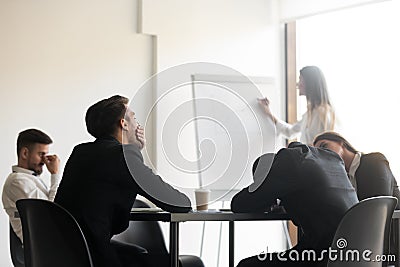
xmin=130 ymin=209 xmax=292 ymax=267
xmin=130 ymin=209 xmax=400 ymax=267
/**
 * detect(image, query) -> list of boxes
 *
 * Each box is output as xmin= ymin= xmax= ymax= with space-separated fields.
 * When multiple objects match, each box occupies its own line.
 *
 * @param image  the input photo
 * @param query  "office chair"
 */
xmin=16 ymin=199 xmax=93 ymax=267
xmin=9 ymin=224 xmax=24 ymax=267
xmin=327 ymin=196 xmax=397 ymax=267
xmin=112 ymin=199 xmax=205 ymax=267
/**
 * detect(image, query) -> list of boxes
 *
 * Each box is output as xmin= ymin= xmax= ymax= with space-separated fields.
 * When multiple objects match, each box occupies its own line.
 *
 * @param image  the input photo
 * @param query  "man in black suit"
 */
xmin=231 ymin=142 xmax=358 ymax=267
xmin=55 ymin=95 xmax=192 ymax=267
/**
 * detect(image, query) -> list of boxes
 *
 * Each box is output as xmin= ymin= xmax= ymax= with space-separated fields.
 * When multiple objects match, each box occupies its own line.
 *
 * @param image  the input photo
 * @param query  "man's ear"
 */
xmin=20 ymin=147 xmax=29 ymax=160
xmin=120 ymin=118 xmax=128 ymax=131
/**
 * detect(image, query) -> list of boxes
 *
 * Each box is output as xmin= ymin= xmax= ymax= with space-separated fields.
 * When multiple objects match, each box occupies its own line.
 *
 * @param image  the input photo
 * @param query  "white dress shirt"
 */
xmin=347 ymin=152 xmax=362 ymax=191
xmin=275 ymin=106 xmax=335 ymax=145
xmin=2 ymin=165 xmax=61 ymax=242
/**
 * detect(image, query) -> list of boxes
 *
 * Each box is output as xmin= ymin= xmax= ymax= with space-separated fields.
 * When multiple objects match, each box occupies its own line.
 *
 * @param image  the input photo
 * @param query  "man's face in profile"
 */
xmin=123 ymin=107 xmax=140 ymax=146
xmin=25 ymin=143 xmax=49 ymax=175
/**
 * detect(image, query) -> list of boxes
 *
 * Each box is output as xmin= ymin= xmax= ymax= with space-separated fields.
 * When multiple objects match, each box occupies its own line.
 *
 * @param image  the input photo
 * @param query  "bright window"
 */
xmin=296 ymin=0 xmax=400 ymax=179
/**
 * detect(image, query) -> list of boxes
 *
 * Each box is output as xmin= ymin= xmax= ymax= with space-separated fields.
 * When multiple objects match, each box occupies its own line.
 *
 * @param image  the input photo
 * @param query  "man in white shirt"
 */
xmin=2 ymin=128 xmax=60 ymax=242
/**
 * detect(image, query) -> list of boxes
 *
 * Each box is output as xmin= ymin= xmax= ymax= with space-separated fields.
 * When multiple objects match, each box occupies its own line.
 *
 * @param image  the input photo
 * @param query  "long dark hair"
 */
xmin=313 ymin=131 xmax=358 ymax=154
xmin=300 ymin=66 xmax=331 ymax=110
xmin=300 ymin=66 xmax=335 ymax=130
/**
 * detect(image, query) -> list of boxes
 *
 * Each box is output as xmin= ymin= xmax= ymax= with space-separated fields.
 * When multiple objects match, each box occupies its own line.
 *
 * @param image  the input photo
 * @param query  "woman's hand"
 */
xmin=257 ymin=97 xmax=277 ymax=124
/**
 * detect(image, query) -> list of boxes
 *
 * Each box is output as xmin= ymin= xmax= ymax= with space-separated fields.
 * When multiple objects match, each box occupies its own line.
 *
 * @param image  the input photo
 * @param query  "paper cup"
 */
xmin=194 ymin=189 xmax=210 ymax=211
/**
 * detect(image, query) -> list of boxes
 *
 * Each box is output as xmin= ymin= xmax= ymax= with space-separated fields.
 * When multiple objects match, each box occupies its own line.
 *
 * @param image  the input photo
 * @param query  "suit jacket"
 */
xmin=231 ymin=142 xmax=358 ymax=255
xmin=55 ymin=137 xmax=191 ymax=267
xmin=355 ymin=153 xmax=400 ymax=208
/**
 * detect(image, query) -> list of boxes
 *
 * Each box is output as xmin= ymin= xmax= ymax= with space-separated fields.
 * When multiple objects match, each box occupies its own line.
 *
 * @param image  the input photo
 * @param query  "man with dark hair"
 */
xmin=2 ymin=128 xmax=60 ymax=242
xmin=232 ymin=142 xmax=358 ymax=267
xmin=55 ymin=95 xmax=192 ymax=267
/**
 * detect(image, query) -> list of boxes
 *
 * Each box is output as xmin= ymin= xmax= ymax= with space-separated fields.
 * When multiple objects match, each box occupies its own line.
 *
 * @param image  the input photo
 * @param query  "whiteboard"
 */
xmin=191 ymin=74 xmax=278 ymax=200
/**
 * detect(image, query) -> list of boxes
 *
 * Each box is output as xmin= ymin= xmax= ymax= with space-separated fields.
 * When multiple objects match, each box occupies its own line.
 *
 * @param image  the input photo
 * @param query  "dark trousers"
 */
xmin=111 ymin=240 xmax=172 ymax=267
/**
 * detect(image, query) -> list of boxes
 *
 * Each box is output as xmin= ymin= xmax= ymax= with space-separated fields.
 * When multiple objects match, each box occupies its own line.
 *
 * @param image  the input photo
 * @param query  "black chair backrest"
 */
xmin=9 ymin=224 xmax=24 ymax=267
xmin=328 ymin=196 xmax=397 ymax=267
xmin=16 ymin=199 xmax=93 ymax=267
xmin=112 ymin=199 xmax=168 ymax=254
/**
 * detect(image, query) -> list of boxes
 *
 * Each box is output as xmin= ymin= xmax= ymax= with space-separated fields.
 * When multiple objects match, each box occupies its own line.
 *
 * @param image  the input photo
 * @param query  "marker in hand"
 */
xmin=257 ymin=97 xmax=270 ymax=106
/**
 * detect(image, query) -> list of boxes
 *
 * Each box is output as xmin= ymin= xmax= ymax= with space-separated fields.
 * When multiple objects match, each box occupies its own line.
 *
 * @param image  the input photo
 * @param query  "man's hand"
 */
xmin=136 ymin=126 xmax=146 ymax=150
xmin=43 ymin=155 xmax=60 ymax=174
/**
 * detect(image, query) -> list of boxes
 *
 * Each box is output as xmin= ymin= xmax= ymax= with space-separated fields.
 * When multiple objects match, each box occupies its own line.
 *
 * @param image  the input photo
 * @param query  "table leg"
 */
xmin=229 ymin=221 xmax=234 ymax=267
xmin=170 ymin=222 xmax=179 ymax=267
xmin=392 ymin=218 xmax=400 ymax=267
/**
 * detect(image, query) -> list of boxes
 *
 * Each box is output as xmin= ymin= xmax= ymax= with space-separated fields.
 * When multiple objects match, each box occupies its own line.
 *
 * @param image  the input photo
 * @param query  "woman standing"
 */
xmin=259 ymin=66 xmax=335 ymax=145
xmin=313 ymin=131 xmax=400 ymax=207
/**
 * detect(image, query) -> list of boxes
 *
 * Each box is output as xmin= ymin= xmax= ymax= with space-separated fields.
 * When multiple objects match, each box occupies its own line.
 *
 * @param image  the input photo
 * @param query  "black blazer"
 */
xmin=355 ymin=152 xmax=400 ymax=208
xmin=231 ymin=142 xmax=358 ymax=254
xmin=55 ymin=137 xmax=191 ymax=267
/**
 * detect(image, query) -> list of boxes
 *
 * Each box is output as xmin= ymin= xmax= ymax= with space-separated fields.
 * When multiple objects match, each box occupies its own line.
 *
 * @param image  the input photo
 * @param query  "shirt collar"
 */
xmin=12 ymin=165 xmax=39 ymax=176
xmin=348 ymin=152 xmax=362 ymax=190
xmin=95 ymin=135 xmax=122 ymax=144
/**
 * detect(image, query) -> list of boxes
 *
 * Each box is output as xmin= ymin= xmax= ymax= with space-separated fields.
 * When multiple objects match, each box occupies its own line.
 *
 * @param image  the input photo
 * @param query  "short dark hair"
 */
xmin=17 ymin=129 xmax=53 ymax=157
xmin=85 ymin=95 xmax=129 ymax=139
xmin=313 ymin=131 xmax=358 ymax=154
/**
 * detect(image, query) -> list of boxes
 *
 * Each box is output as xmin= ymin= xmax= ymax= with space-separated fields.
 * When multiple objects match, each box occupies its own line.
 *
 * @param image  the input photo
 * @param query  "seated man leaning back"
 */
xmin=55 ymin=95 xmax=192 ymax=267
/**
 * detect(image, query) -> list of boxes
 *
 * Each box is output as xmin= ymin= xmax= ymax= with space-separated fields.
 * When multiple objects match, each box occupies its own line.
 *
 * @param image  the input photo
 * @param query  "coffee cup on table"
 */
xmin=194 ymin=188 xmax=210 ymax=211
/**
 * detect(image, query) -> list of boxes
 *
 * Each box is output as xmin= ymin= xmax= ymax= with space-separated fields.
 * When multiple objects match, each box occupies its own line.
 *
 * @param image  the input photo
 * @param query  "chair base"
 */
xmin=180 ymin=255 xmax=205 ymax=267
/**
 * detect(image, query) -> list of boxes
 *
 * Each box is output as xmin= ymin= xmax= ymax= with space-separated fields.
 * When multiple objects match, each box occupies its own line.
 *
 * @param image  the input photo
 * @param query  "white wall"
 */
xmin=142 ymin=0 xmax=281 ymax=75
xmin=280 ymin=0 xmax=390 ymax=21
xmin=0 ymin=0 xmax=153 ymax=266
